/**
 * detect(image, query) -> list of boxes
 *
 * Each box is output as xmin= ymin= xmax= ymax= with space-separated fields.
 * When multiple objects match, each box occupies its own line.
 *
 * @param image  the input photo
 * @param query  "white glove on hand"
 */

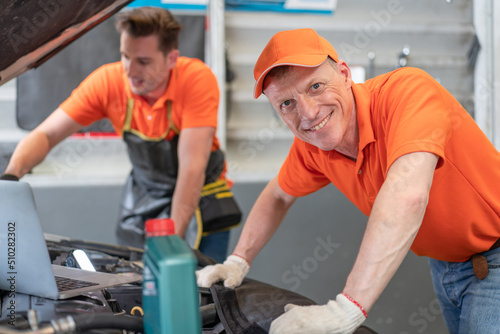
xmin=269 ymin=293 xmax=367 ymax=334
xmin=196 ymin=254 xmax=250 ymax=289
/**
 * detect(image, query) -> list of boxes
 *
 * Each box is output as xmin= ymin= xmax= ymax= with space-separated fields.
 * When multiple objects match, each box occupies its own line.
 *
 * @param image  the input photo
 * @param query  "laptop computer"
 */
xmin=0 ymin=180 xmax=142 ymax=299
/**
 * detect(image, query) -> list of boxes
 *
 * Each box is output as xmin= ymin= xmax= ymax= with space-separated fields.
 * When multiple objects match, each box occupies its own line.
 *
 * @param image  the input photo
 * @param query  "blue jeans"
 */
xmin=428 ymin=248 xmax=500 ymax=334
xmin=198 ymin=230 xmax=230 ymax=263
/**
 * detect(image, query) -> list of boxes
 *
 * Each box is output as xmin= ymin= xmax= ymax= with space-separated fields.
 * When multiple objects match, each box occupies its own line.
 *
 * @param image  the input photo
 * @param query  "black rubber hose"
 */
xmin=71 ymin=313 xmax=143 ymax=332
xmin=200 ymin=303 xmax=219 ymax=326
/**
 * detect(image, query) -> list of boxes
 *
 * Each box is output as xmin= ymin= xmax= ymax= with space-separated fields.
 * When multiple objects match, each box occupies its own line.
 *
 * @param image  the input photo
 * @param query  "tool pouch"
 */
xmin=199 ymin=180 xmax=242 ymax=234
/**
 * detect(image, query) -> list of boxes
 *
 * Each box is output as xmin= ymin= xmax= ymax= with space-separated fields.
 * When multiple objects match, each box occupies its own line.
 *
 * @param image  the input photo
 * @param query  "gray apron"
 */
xmin=116 ymin=98 xmax=224 ymax=249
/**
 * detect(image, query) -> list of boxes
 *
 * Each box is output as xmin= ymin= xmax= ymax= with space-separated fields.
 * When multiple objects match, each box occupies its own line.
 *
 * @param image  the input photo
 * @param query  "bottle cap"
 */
xmin=145 ymin=218 xmax=175 ymax=237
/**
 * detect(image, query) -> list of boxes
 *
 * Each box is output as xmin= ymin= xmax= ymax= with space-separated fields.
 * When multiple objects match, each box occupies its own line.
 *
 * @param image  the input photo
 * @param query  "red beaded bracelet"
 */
xmin=342 ymin=293 xmax=368 ymax=318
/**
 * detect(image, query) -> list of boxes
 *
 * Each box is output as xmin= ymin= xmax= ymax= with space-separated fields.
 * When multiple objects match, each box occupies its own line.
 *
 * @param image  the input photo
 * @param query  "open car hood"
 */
xmin=0 ymin=0 xmax=133 ymax=86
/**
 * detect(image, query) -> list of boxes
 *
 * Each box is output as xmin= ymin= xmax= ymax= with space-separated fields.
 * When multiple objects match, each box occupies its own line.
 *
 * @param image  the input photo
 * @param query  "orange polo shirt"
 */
xmin=60 ymin=57 xmax=220 ymax=150
xmin=278 ymin=67 xmax=500 ymax=262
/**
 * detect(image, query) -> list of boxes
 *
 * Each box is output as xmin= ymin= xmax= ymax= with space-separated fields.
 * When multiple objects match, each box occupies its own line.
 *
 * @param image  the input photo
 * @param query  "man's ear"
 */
xmin=337 ymin=60 xmax=353 ymax=89
xmin=166 ymin=49 xmax=179 ymax=70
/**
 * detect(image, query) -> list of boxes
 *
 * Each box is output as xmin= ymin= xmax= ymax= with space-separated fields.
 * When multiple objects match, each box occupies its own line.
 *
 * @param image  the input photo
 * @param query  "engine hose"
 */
xmin=54 ymin=313 xmax=143 ymax=333
xmin=0 ymin=314 xmax=142 ymax=334
xmin=200 ymin=304 xmax=219 ymax=326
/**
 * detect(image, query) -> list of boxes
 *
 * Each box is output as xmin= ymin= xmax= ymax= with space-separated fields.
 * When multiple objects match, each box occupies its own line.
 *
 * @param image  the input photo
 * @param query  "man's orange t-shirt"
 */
xmin=278 ymin=67 xmax=500 ymax=262
xmin=60 ymin=57 xmax=221 ymax=150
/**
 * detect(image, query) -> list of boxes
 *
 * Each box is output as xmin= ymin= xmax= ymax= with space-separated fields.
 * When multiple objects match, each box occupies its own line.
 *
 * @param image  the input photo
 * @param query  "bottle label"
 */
xmin=143 ymin=266 xmax=158 ymax=296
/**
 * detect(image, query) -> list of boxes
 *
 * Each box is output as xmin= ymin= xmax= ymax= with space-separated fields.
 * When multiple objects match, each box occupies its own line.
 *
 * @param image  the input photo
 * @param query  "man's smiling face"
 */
xmin=263 ymin=59 xmax=355 ymax=152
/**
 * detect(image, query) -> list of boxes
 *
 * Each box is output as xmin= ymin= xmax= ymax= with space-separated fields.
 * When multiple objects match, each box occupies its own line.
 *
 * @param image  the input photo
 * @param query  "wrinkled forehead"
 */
xmin=263 ymin=60 xmax=333 ymax=96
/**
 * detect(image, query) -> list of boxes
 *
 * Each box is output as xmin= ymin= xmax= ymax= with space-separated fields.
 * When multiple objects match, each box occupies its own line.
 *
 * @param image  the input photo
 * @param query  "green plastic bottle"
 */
xmin=142 ymin=218 xmax=201 ymax=334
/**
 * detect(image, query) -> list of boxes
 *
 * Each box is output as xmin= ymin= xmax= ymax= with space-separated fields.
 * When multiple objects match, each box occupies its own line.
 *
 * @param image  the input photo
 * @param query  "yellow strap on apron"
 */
xmin=200 ymin=179 xmax=231 ymax=196
xmin=193 ymin=208 xmax=203 ymax=248
xmin=122 ymin=99 xmax=179 ymax=141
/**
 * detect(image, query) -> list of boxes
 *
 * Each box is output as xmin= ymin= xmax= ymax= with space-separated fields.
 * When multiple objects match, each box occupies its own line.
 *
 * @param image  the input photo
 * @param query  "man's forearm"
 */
xmin=4 ymin=131 xmax=51 ymax=178
xmin=4 ymin=108 xmax=83 ymax=178
xmin=343 ymin=152 xmax=437 ymax=312
xmin=233 ymin=177 xmax=296 ymax=264
xmin=171 ymin=167 xmax=205 ymax=237
xmin=343 ymin=195 xmax=424 ymax=312
xmin=172 ymin=127 xmax=214 ymax=238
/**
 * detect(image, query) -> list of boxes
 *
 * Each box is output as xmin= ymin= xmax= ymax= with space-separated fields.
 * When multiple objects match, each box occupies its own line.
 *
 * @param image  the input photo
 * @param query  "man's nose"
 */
xmin=296 ymin=95 xmax=319 ymax=121
xmin=125 ymin=60 xmax=138 ymax=77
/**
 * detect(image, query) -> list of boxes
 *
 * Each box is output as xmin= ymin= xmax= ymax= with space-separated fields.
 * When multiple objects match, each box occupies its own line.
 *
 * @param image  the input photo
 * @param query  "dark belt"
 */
xmin=489 ymin=237 xmax=500 ymax=251
xmin=471 ymin=237 xmax=500 ymax=280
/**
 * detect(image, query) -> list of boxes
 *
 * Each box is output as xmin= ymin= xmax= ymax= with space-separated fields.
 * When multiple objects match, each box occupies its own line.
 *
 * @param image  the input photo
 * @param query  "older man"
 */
xmin=197 ymin=28 xmax=500 ymax=333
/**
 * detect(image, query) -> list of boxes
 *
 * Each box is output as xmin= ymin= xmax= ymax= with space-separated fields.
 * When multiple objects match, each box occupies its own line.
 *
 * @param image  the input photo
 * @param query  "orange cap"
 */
xmin=253 ymin=28 xmax=339 ymax=99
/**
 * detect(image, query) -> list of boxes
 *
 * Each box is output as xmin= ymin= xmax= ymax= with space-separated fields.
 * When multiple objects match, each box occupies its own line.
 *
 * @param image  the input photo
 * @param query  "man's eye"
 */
xmin=311 ymin=83 xmax=320 ymax=90
xmin=281 ymin=100 xmax=293 ymax=110
xmin=279 ymin=100 xmax=294 ymax=114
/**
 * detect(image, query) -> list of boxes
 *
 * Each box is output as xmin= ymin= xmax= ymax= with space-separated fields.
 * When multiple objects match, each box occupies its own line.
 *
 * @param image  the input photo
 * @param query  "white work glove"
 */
xmin=196 ymin=254 xmax=250 ymax=289
xmin=269 ymin=293 xmax=367 ymax=334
